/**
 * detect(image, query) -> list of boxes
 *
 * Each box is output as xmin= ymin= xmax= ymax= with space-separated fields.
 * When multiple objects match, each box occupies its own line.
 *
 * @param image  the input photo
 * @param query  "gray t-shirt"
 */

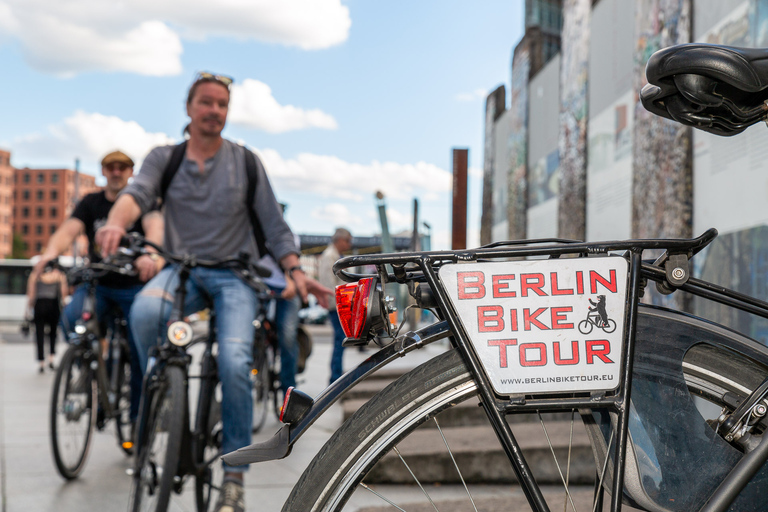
xmin=122 ymin=139 xmax=298 ymax=263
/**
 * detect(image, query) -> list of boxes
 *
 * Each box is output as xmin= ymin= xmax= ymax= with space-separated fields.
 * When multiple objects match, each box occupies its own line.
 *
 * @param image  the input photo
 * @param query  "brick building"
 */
xmin=11 ymin=164 xmax=98 ymax=258
xmin=0 ymin=151 xmax=14 ymax=257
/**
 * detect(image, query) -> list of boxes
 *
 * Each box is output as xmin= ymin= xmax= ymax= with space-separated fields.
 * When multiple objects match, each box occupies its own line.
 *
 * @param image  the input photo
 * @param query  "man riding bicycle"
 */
xmin=96 ymin=72 xmax=329 ymax=512
xmin=34 ymin=149 xmax=164 ymax=426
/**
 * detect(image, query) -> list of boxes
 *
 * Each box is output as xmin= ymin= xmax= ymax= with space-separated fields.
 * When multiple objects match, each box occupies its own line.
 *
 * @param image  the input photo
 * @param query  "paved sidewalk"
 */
xmin=0 ymin=323 xmax=465 ymax=512
xmin=0 ymin=322 xmax=605 ymax=512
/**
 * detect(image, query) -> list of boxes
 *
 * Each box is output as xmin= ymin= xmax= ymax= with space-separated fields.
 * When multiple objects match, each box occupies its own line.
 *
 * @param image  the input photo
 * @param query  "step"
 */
xmin=363 ymin=422 xmax=595 ymax=485
xmin=343 ymin=394 xmax=581 ymax=426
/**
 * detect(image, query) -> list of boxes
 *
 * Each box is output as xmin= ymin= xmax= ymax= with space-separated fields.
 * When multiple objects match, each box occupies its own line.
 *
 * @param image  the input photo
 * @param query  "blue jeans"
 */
xmin=62 ymin=284 xmax=145 ymax=422
xmin=329 ymin=311 xmax=345 ymax=383
xmin=129 ymin=265 xmax=257 ymax=473
xmin=269 ymin=287 xmax=300 ymax=391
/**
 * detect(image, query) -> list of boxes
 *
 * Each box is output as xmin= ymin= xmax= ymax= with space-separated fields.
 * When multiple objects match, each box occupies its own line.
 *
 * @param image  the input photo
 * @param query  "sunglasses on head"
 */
xmin=194 ymin=72 xmax=234 ymax=89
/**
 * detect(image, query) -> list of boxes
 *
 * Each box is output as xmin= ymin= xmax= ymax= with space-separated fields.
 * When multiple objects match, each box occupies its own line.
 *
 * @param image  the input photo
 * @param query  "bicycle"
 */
xmin=49 ymin=259 xmax=136 ymax=480
xmin=251 ymin=288 xmax=314 ymax=433
xmin=220 ymin=43 xmax=768 ymax=512
xmin=126 ymin=237 xmax=271 ymax=512
xmin=578 ymin=309 xmax=617 ymax=335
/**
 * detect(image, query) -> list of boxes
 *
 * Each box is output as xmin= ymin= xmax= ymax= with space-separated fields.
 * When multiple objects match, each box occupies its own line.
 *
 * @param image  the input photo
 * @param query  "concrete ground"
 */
xmin=0 ymin=321 xmax=624 ymax=512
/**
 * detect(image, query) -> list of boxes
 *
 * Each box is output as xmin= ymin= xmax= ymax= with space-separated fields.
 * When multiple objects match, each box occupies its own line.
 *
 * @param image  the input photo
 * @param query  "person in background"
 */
xmin=318 ymin=227 xmax=353 ymax=384
xmin=26 ymin=259 xmax=67 ymax=373
xmin=34 ymin=149 xmax=164 ymax=422
xmin=96 ymin=72 xmax=328 ymax=512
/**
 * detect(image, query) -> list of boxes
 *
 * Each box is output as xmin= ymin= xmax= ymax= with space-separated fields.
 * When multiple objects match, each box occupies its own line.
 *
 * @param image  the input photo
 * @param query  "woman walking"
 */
xmin=26 ymin=259 xmax=67 ymax=373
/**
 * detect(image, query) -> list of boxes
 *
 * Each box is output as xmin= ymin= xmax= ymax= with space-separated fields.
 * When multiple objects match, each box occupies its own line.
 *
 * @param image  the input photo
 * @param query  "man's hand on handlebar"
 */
xmin=95 ymin=224 xmax=127 ymax=258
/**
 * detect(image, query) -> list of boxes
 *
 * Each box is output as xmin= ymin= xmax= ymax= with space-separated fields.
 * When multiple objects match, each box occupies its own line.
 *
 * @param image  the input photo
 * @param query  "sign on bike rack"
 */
xmin=439 ymin=256 xmax=628 ymax=395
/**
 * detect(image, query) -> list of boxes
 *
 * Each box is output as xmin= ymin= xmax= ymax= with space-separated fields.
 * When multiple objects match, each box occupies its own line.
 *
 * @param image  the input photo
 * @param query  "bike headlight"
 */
xmin=167 ymin=321 xmax=194 ymax=347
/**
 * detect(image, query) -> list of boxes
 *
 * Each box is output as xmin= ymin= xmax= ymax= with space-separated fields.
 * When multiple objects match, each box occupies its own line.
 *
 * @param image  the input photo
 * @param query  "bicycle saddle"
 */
xmin=641 ymin=43 xmax=768 ymax=136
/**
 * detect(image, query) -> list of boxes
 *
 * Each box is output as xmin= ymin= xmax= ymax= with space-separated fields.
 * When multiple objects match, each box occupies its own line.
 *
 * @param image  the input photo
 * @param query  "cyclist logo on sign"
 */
xmin=579 ymin=295 xmax=617 ymax=334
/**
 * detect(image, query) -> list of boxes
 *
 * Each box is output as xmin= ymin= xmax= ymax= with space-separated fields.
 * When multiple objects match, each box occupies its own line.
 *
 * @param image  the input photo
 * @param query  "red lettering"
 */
xmin=576 ymin=271 xmax=584 ymax=295
xmin=550 ymin=272 xmax=574 ymax=295
xmin=550 ymin=306 xmax=573 ymax=329
xmin=478 ymin=305 xmax=504 ymax=332
xmin=509 ymin=309 xmax=518 ymax=331
xmin=553 ymin=341 xmax=580 ymax=365
xmin=458 ymin=271 xmax=485 ymax=299
xmin=492 ymin=274 xmax=516 ymax=298
xmin=520 ymin=343 xmax=547 ymax=367
xmin=590 ymin=270 xmax=618 ymax=294
xmin=521 ymin=273 xmax=547 ymax=297
xmin=586 ymin=339 xmax=614 ymax=364
xmin=523 ymin=308 xmax=549 ymax=331
xmin=488 ymin=339 xmax=517 ymax=368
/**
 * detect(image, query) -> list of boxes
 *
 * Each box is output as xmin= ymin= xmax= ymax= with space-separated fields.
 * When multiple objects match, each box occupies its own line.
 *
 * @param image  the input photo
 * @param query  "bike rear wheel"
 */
xmin=283 ymin=325 xmax=768 ymax=511
xmin=50 ymin=344 xmax=97 ymax=480
xmin=130 ymin=365 xmax=185 ymax=512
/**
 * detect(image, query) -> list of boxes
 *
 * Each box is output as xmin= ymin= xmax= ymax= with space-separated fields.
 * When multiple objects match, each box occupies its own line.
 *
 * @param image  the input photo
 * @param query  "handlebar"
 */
xmin=119 ymin=233 xmax=272 ymax=291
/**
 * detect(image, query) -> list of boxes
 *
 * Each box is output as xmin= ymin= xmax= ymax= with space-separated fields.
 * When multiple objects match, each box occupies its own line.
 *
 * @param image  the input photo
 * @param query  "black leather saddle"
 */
xmin=641 ymin=43 xmax=768 ymax=136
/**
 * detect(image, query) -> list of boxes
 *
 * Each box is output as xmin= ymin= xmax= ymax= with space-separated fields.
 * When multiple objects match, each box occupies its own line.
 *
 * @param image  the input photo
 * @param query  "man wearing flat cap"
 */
xmin=34 ymin=149 xmax=164 ymax=426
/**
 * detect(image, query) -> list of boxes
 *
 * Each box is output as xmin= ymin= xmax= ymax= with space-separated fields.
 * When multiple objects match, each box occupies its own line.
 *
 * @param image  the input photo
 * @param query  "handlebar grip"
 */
xmin=252 ymin=263 xmax=272 ymax=278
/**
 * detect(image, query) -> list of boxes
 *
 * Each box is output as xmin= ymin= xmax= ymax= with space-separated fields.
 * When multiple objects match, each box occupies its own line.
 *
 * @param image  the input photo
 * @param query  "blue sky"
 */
xmin=0 ymin=0 xmax=524 ymax=249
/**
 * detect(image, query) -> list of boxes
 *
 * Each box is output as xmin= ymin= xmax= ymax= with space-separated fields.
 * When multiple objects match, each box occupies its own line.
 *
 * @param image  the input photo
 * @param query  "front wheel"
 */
xmin=578 ymin=319 xmax=593 ymax=335
xmin=114 ymin=344 xmax=134 ymax=455
xmin=251 ymin=335 xmax=272 ymax=433
xmin=129 ymin=365 xmax=185 ymax=512
xmin=50 ymin=344 xmax=96 ymax=480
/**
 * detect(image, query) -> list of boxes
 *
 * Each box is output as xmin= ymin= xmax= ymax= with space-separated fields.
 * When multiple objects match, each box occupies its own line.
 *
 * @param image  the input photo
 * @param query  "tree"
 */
xmin=11 ymin=232 xmax=27 ymax=259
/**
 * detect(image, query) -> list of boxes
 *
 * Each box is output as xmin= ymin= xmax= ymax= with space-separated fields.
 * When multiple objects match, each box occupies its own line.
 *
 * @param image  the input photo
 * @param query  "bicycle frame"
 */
xmin=224 ymin=228 xmax=768 ymax=512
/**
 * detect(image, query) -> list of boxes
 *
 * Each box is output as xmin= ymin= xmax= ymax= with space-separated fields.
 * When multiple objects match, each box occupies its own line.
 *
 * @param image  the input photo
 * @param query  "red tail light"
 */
xmin=336 ymin=278 xmax=375 ymax=339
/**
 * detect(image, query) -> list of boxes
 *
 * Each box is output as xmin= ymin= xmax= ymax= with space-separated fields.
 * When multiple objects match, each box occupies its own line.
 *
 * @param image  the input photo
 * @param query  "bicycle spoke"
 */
xmin=392 ymin=446 xmax=440 ymax=512
xmin=564 ymin=411 xmax=574 ymax=512
xmin=433 ymin=417 xmax=479 ymax=512
xmin=359 ymin=483 xmax=408 ymax=512
xmin=592 ymin=430 xmax=614 ymax=512
xmin=538 ymin=411 xmax=578 ymax=512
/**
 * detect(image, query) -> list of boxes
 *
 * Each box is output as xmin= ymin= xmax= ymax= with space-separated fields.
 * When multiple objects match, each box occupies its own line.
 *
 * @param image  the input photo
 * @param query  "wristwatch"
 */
xmin=288 ymin=265 xmax=303 ymax=279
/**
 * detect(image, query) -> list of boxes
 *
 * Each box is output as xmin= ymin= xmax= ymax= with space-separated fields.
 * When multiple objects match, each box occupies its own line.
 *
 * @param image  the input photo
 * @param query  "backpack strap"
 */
xmin=160 ymin=141 xmax=188 ymax=201
xmin=243 ymin=149 xmax=272 ymax=260
xmin=160 ymin=141 xmax=272 ymax=259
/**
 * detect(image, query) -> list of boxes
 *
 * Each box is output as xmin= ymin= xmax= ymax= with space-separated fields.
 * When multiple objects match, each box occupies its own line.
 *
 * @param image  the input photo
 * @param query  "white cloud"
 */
xmin=255 ymin=149 xmax=452 ymax=202
xmin=455 ymin=88 xmax=489 ymax=102
xmin=11 ymin=111 xmax=175 ymax=170
xmin=229 ymin=79 xmax=338 ymax=133
xmin=311 ymin=203 xmax=365 ymax=227
xmin=0 ymin=0 xmax=350 ymax=76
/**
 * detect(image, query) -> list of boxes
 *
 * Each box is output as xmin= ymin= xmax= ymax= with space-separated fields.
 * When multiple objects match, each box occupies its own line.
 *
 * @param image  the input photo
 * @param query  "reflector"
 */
xmin=335 ymin=278 xmax=374 ymax=339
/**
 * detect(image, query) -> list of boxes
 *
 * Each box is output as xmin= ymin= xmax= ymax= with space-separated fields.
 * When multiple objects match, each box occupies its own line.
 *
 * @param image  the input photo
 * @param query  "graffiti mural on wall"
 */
xmin=558 ymin=0 xmax=590 ymax=241
xmin=632 ymin=0 xmax=691 ymax=242
xmin=691 ymin=0 xmax=768 ymax=342
xmin=507 ymin=42 xmax=530 ymax=241
xmin=633 ymin=0 xmax=691 ymax=309
xmin=481 ymin=86 xmax=506 ymax=246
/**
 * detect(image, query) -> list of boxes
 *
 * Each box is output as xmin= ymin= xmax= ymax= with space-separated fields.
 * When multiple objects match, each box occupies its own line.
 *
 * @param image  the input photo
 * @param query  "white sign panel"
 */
xmin=439 ymin=257 xmax=628 ymax=395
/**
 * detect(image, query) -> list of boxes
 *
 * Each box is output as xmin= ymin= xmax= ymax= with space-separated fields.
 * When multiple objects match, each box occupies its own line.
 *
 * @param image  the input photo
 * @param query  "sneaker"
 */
xmin=214 ymin=478 xmax=245 ymax=512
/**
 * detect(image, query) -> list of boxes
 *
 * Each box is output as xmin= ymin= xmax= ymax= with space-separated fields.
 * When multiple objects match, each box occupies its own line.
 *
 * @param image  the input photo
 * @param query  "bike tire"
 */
xmin=129 ymin=365 xmax=186 ymax=512
xmin=195 ymin=376 xmax=223 ymax=512
xmin=251 ymin=338 xmax=271 ymax=433
xmin=578 ymin=319 xmax=593 ymax=335
xmin=603 ymin=318 xmax=617 ymax=333
xmin=114 ymin=343 xmax=134 ymax=455
xmin=282 ymin=337 xmax=768 ymax=512
xmin=50 ymin=344 xmax=97 ymax=480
